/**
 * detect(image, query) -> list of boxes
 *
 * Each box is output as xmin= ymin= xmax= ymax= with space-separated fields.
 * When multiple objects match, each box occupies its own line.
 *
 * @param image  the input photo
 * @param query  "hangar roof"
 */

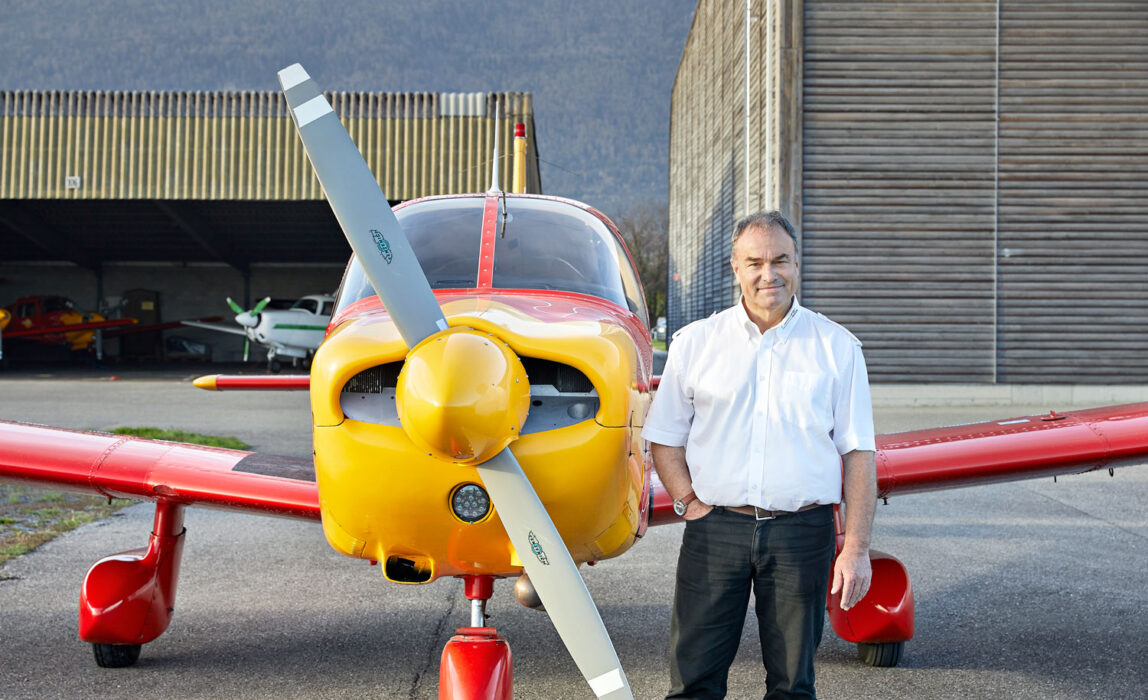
xmin=0 ymin=90 xmax=540 ymax=270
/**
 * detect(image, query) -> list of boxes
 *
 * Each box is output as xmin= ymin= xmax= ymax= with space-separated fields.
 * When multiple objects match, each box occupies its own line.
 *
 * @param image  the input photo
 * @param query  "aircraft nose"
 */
xmin=396 ymin=327 xmax=530 ymax=464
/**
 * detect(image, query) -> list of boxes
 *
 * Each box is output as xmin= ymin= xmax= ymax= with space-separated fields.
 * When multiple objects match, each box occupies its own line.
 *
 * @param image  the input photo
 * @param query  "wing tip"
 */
xmin=193 ymin=374 xmax=220 ymax=391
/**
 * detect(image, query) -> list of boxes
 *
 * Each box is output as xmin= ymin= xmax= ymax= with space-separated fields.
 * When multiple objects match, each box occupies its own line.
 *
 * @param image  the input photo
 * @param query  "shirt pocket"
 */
xmin=774 ymin=372 xmax=832 ymax=432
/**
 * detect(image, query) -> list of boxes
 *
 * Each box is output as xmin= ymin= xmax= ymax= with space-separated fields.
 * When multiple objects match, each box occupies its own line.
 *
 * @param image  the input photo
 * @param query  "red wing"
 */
xmin=0 ymin=420 xmax=319 ymax=520
xmin=2 ymin=318 xmax=138 ymax=338
xmin=647 ymin=402 xmax=1148 ymax=526
xmin=877 ymin=402 xmax=1148 ymax=496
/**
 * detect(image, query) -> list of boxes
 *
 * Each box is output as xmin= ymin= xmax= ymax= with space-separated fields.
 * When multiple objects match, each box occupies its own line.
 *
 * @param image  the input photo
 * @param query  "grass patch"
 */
xmin=111 ymin=427 xmax=250 ymax=450
xmin=0 ymin=427 xmax=250 ymax=568
xmin=653 ymin=338 xmax=667 ymax=351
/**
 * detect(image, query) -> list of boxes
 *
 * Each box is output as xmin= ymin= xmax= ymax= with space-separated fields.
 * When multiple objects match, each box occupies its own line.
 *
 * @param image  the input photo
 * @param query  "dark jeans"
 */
xmin=667 ymin=505 xmax=836 ymax=700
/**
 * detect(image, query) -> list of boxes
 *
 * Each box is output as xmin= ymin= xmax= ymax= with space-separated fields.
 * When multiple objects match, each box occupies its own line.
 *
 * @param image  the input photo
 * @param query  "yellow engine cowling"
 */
xmin=309 ymin=298 xmax=650 ymax=583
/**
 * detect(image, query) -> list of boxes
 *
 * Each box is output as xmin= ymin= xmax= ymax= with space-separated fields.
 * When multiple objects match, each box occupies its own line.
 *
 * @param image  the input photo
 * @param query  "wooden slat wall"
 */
xmin=996 ymin=0 xmax=1148 ymax=381
xmin=802 ymin=0 xmax=999 ymax=382
xmin=667 ymin=0 xmax=749 ymax=335
xmin=0 ymin=91 xmax=538 ymax=201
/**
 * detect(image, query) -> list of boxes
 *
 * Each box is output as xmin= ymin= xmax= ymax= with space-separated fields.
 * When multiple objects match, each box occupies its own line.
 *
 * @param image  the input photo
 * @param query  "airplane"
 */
xmin=182 ymin=294 xmax=334 ymax=372
xmin=2 ymin=64 xmax=1148 ymax=698
xmin=1 ymin=295 xmax=137 ymax=353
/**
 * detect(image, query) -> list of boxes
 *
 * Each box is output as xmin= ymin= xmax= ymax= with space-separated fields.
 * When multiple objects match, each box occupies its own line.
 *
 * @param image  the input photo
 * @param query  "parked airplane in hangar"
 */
xmin=182 ymin=294 xmax=334 ymax=372
xmin=0 ymin=295 xmax=137 ymax=361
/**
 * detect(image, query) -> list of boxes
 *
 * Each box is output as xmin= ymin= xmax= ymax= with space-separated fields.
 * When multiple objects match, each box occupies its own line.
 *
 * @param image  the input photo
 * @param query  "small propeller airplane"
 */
xmin=3 ymin=64 xmax=1148 ymax=698
xmin=182 ymin=294 xmax=334 ymax=371
xmin=1 ymin=295 xmax=137 ymax=353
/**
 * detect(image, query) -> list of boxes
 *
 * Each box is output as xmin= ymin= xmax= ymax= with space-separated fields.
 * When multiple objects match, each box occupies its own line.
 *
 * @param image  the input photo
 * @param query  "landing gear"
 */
xmin=439 ymin=575 xmax=513 ymax=700
xmin=92 ymin=643 xmax=142 ymax=668
xmin=826 ymin=504 xmax=914 ymax=669
xmin=79 ymin=502 xmax=186 ymax=668
xmin=858 ymin=641 xmax=904 ymax=667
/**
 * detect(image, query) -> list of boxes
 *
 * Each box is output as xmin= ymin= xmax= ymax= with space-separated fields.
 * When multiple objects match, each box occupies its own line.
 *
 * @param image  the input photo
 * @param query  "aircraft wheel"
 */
xmin=92 ymin=642 xmax=142 ymax=668
xmin=858 ymin=641 xmax=903 ymax=667
xmin=269 ymin=359 xmax=282 ymax=374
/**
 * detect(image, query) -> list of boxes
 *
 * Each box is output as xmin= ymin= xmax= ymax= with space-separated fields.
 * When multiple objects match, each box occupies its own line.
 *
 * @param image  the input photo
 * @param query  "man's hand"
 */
xmin=682 ymin=499 xmax=713 ymax=521
xmin=834 ymin=449 xmax=877 ymax=610
xmin=831 ymin=548 xmax=872 ymax=610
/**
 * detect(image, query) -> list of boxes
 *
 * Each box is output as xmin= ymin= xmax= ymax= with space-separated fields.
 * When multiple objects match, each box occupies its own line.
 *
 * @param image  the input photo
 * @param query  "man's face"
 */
xmin=730 ymin=225 xmax=799 ymax=324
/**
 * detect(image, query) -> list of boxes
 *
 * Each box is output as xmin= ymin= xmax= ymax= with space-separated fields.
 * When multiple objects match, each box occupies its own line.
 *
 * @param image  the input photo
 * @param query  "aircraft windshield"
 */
xmin=292 ymin=298 xmax=318 ymax=314
xmin=43 ymin=297 xmax=75 ymax=313
xmin=334 ymin=198 xmax=484 ymax=315
xmin=493 ymin=199 xmax=638 ymax=315
xmin=333 ymin=196 xmax=646 ymax=324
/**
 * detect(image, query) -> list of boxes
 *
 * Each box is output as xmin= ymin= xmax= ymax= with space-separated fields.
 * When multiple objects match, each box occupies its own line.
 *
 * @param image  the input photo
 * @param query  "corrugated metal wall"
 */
xmin=802 ymin=0 xmax=999 ymax=382
xmin=996 ymin=0 xmax=1148 ymax=381
xmin=669 ymin=0 xmax=1148 ymax=383
xmin=0 ymin=90 xmax=539 ymax=201
xmin=803 ymin=0 xmax=1148 ymax=382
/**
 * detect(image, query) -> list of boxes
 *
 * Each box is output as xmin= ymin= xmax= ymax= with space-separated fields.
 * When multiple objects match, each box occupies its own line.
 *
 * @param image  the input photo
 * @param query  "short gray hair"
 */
xmin=730 ymin=211 xmax=798 ymax=253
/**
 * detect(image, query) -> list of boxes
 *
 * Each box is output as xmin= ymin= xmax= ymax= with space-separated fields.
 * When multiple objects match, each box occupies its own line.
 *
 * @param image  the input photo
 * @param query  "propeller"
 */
xmin=226 ymin=297 xmax=270 ymax=361
xmin=278 ymin=64 xmax=632 ymax=699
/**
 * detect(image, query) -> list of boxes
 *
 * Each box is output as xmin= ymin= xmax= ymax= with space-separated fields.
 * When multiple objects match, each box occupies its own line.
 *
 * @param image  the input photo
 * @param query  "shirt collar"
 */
xmin=736 ymin=297 xmax=802 ymax=342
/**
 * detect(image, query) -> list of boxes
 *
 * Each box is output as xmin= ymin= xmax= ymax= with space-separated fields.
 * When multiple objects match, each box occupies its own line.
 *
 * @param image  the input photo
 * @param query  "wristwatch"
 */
xmin=673 ymin=490 xmax=697 ymax=517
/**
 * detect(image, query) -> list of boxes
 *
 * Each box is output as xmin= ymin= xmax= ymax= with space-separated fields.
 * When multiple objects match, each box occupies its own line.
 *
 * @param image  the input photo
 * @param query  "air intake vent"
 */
xmin=342 ymin=362 xmax=402 ymax=393
xmin=520 ymin=357 xmax=593 ymax=393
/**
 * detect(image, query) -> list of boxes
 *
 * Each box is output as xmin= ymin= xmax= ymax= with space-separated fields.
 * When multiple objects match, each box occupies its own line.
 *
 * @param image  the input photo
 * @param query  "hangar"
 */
xmin=0 ymin=88 xmax=540 ymax=361
xmin=668 ymin=0 xmax=1148 ymax=383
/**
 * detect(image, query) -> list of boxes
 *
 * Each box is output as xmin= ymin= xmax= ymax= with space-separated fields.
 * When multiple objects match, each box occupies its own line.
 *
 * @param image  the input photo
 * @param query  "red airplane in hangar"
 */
xmin=1 ymin=295 xmax=137 ymax=351
xmin=2 ymin=64 xmax=1148 ymax=699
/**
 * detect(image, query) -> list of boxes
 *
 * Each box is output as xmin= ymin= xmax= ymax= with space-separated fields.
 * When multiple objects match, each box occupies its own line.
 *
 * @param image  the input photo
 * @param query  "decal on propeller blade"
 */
xmin=528 ymin=531 xmax=549 ymax=565
xmin=370 ymin=229 xmax=394 ymax=264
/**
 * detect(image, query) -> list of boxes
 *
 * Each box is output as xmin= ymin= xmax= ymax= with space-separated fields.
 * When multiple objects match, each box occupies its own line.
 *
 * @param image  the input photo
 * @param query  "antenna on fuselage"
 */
xmin=489 ymin=98 xmax=502 ymax=194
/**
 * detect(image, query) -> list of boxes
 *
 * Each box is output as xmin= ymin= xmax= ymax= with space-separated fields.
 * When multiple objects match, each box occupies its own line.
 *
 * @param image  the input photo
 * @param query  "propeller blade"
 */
xmin=252 ymin=297 xmax=272 ymax=314
xmin=277 ymin=63 xmax=446 ymax=349
xmin=243 ymin=337 xmax=250 ymax=362
xmin=278 ymin=63 xmax=631 ymax=699
xmin=226 ymin=297 xmax=244 ymax=314
xmin=477 ymin=449 xmax=633 ymax=699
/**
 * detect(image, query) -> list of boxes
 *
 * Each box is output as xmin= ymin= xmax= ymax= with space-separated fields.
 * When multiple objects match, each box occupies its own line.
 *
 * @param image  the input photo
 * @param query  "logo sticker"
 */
xmin=370 ymin=229 xmax=393 ymax=264
xmin=528 ymin=531 xmax=549 ymax=565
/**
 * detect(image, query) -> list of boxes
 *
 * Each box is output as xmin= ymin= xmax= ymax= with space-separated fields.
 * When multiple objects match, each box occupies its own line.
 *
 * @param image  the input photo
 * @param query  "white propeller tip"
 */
xmin=278 ymin=64 xmax=310 ymax=91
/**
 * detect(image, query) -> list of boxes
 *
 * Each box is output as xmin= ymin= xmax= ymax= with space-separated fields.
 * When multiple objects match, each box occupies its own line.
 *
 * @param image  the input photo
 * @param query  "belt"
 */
xmin=718 ymin=502 xmax=822 ymax=521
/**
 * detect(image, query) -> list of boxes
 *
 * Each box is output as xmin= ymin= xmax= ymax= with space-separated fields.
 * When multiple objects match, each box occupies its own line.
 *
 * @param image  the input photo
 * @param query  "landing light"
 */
xmin=451 ymin=483 xmax=491 ymax=523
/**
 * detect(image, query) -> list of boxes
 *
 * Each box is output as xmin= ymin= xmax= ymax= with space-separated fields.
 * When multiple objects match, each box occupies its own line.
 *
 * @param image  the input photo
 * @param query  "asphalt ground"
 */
xmin=1 ymin=371 xmax=1146 ymax=699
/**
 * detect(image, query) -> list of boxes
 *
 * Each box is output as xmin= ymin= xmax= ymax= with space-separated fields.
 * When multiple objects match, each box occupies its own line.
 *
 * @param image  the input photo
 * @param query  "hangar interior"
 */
xmin=0 ymin=89 xmax=540 ymax=362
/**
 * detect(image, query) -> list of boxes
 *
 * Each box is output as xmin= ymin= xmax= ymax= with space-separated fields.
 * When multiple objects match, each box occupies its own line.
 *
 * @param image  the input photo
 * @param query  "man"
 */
xmin=642 ymin=211 xmax=877 ymax=699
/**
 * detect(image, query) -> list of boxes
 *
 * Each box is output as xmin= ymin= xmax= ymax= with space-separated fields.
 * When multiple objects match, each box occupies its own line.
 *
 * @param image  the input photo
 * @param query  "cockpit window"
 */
xmin=493 ymin=199 xmax=639 ymax=316
xmin=292 ymin=298 xmax=318 ymax=314
xmin=43 ymin=297 xmax=74 ymax=313
xmin=333 ymin=196 xmax=648 ymax=325
xmin=334 ymin=198 xmax=484 ymax=316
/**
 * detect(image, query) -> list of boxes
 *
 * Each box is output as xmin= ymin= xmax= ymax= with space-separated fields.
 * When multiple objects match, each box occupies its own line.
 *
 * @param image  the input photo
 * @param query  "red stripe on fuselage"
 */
xmin=477 ymin=194 xmax=500 ymax=288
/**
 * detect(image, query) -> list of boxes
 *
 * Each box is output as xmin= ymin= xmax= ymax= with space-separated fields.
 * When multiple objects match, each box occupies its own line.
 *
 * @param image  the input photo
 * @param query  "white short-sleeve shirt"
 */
xmin=642 ymin=298 xmax=875 ymax=512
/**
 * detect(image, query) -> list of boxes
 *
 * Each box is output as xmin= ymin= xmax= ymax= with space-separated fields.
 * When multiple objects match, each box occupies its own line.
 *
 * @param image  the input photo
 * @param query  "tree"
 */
xmin=613 ymin=199 xmax=668 ymax=323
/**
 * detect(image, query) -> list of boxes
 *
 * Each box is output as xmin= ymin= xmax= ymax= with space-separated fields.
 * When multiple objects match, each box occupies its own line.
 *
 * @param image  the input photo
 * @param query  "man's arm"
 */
xmin=830 ymin=449 xmax=877 ymax=610
xmin=650 ymin=443 xmax=712 ymax=521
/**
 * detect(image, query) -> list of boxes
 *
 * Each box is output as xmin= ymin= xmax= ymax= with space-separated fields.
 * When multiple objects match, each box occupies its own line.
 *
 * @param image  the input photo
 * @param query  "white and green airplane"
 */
xmin=183 ymin=293 xmax=333 ymax=371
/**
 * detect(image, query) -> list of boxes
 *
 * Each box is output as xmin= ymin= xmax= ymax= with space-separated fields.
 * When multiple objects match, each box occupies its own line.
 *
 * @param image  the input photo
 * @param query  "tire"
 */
xmin=858 ymin=641 xmax=904 ymax=668
xmin=92 ymin=642 xmax=142 ymax=668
